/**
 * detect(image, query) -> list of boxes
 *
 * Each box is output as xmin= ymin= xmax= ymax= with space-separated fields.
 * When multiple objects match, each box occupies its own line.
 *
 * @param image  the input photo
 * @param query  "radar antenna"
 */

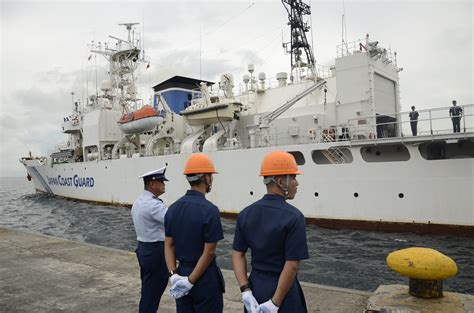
xmin=119 ymin=23 xmax=139 ymax=42
xmin=281 ymin=0 xmax=316 ymax=79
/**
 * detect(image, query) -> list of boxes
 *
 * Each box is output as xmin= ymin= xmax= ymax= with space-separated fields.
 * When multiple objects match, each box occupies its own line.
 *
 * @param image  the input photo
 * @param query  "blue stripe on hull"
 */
xmin=28 ymin=167 xmax=53 ymax=194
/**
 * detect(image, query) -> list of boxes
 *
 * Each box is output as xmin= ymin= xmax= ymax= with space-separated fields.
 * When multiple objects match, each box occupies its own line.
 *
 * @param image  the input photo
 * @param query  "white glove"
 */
xmin=257 ymin=299 xmax=279 ymax=313
xmin=170 ymin=276 xmax=194 ymax=299
xmin=170 ymin=273 xmax=186 ymax=286
xmin=242 ymin=290 xmax=258 ymax=313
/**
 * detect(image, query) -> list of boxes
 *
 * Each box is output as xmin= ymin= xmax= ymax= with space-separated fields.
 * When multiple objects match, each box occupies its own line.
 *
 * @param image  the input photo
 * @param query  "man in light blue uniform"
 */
xmin=164 ymin=153 xmax=225 ymax=313
xmin=233 ymin=151 xmax=309 ymax=313
xmin=132 ymin=166 xmax=169 ymax=313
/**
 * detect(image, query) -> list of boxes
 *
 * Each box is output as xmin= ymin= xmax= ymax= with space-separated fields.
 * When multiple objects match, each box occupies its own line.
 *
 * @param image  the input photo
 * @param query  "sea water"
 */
xmin=1 ymin=177 xmax=472 ymax=294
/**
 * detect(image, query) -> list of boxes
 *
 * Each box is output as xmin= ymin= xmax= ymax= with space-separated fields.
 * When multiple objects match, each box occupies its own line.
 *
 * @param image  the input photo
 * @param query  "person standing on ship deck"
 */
xmin=164 ymin=153 xmax=225 ymax=313
xmin=232 ymin=151 xmax=309 ymax=313
xmin=409 ymin=106 xmax=419 ymax=136
xmin=449 ymin=100 xmax=463 ymax=133
xmin=131 ymin=166 xmax=169 ymax=313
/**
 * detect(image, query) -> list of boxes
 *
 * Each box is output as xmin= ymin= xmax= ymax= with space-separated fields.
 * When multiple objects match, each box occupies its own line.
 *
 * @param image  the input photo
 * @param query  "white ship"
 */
xmin=20 ymin=3 xmax=473 ymax=236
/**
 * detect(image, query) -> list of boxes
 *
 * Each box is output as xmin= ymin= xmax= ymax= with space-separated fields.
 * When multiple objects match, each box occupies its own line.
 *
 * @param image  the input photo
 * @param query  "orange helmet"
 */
xmin=183 ymin=153 xmax=217 ymax=175
xmin=260 ymin=151 xmax=302 ymax=176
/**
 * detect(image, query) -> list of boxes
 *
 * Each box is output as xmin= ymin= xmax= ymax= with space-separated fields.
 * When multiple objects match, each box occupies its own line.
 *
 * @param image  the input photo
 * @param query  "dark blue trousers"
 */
xmin=452 ymin=117 xmax=461 ymax=133
xmin=175 ymin=263 xmax=224 ymax=313
xmin=136 ymin=241 xmax=169 ymax=313
xmin=249 ymin=269 xmax=307 ymax=313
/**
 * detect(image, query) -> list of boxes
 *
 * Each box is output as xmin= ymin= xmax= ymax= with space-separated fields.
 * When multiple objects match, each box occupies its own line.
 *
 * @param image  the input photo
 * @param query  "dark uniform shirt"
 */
xmin=233 ymin=194 xmax=309 ymax=272
xmin=165 ymin=189 xmax=224 ymax=263
xmin=449 ymin=106 xmax=463 ymax=117
xmin=233 ymin=194 xmax=309 ymax=312
xmin=165 ymin=189 xmax=225 ymax=313
xmin=409 ymin=111 xmax=419 ymax=121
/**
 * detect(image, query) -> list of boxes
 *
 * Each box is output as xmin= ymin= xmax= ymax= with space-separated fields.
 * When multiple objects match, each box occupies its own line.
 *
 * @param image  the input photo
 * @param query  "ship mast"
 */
xmin=281 ymin=0 xmax=316 ymax=80
xmin=89 ymin=23 xmax=147 ymax=113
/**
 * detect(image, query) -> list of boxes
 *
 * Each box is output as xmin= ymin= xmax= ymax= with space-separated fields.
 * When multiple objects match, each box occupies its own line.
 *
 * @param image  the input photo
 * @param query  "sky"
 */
xmin=1 ymin=0 xmax=473 ymax=177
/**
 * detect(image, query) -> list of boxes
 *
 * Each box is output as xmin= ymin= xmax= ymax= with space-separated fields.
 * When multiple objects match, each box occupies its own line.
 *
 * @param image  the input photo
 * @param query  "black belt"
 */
xmin=138 ymin=241 xmax=164 ymax=245
xmin=179 ymin=258 xmax=216 ymax=268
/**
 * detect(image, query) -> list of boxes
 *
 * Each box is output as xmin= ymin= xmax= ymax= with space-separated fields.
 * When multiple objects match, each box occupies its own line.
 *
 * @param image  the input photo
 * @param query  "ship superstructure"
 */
xmin=21 ymin=2 xmax=474 ymax=236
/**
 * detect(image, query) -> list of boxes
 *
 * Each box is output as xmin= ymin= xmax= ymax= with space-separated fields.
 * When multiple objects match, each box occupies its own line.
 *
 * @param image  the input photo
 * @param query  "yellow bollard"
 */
xmin=386 ymin=247 xmax=458 ymax=299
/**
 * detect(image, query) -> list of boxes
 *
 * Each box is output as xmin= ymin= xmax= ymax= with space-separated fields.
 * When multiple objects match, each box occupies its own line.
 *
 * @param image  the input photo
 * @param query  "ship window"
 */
xmin=418 ymin=140 xmax=474 ymax=160
xmin=287 ymin=151 xmax=305 ymax=165
xmin=311 ymin=148 xmax=353 ymax=164
xmin=360 ymin=144 xmax=410 ymax=162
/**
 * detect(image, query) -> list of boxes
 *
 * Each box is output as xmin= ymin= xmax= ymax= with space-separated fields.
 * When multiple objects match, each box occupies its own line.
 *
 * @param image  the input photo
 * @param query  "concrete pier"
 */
xmin=0 ymin=228 xmax=370 ymax=312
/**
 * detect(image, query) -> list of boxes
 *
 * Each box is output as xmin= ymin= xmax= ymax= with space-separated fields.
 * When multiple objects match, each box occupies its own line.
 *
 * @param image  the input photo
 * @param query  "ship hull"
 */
xmin=23 ymin=141 xmax=473 ymax=235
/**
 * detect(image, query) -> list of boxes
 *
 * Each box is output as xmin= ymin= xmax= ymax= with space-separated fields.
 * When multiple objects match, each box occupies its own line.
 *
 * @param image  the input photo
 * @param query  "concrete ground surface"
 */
xmin=0 ymin=227 xmax=371 ymax=312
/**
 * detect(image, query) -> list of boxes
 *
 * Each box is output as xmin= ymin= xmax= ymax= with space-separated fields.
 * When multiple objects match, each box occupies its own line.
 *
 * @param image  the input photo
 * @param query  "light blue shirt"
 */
xmin=131 ymin=190 xmax=167 ymax=242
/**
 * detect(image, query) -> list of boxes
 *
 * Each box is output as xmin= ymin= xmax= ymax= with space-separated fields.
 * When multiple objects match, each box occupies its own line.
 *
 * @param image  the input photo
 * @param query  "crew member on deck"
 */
xmin=132 ymin=166 xmax=169 ymax=313
xmin=232 ymin=151 xmax=309 ymax=313
xmin=409 ymin=106 xmax=419 ymax=136
xmin=164 ymin=153 xmax=225 ymax=313
xmin=449 ymin=100 xmax=463 ymax=133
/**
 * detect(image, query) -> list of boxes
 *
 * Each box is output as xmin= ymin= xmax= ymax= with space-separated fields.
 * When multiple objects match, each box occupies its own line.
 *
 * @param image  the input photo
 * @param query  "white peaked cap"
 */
xmin=139 ymin=166 xmax=169 ymax=181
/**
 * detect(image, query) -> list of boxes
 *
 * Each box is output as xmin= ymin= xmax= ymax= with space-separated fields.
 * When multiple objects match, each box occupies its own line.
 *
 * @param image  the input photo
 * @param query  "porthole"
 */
xmin=354 ymin=192 xmax=359 ymax=198
xmin=250 ymin=191 xmax=254 ymax=196
xmin=314 ymin=192 xmax=319 ymax=197
xmin=398 ymin=193 xmax=404 ymax=198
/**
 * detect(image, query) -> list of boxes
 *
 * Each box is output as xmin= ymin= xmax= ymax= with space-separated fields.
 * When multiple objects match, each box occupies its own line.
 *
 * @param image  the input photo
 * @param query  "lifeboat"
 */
xmin=117 ymin=105 xmax=163 ymax=134
xmin=180 ymin=98 xmax=242 ymax=126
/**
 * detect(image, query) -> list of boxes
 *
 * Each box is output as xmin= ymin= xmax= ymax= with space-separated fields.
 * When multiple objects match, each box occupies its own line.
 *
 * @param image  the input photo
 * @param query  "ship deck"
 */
xmin=329 ymin=131 xmax=474 ymax=147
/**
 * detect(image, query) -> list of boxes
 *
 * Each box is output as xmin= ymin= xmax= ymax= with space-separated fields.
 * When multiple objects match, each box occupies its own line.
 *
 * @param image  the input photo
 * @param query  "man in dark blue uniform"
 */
xmin=131 ymin=166 xmax=169 ymax=313
xmin=408 ymin=106 xmax=419 ymax=136
xmin=449 ymin=100 xmax=463 ymax=133
xmin=232 ymin=151 xmax=309 ymax=313
xmin=164 ymin=153 xmax=225 ymax=313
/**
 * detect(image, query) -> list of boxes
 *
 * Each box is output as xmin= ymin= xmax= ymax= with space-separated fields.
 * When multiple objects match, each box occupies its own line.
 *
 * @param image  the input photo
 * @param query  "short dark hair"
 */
xmin=143 ymin=177 xmax=163 ymax=188
xmin=452 ymin=100 xmax=457 ymax=104
xmin=411 ymin=106 xmax=415 ymax=110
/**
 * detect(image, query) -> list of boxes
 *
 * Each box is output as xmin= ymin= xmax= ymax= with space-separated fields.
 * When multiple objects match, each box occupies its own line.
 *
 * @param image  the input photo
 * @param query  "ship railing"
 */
xmin=346 ymin=104 xmax=474 ymax=143
xmin=337 ymin=38 xmax=396 ymax=64
xmin=233 ymin=65 xmax=332 ymax=96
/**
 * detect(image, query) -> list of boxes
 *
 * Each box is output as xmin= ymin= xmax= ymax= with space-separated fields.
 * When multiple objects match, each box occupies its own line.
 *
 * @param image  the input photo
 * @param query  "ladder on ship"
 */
xmin=321 ymin=133 xmax=348 ymax=164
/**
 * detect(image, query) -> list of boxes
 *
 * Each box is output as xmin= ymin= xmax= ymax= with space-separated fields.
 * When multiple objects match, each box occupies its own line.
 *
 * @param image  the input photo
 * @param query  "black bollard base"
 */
xmin=409 ymin=278 xmax=443 ymax=299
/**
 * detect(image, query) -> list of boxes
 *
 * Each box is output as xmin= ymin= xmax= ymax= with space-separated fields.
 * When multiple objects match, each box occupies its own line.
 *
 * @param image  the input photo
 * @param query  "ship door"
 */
xmin=374 ymin=73 xmax=397 ymax=137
